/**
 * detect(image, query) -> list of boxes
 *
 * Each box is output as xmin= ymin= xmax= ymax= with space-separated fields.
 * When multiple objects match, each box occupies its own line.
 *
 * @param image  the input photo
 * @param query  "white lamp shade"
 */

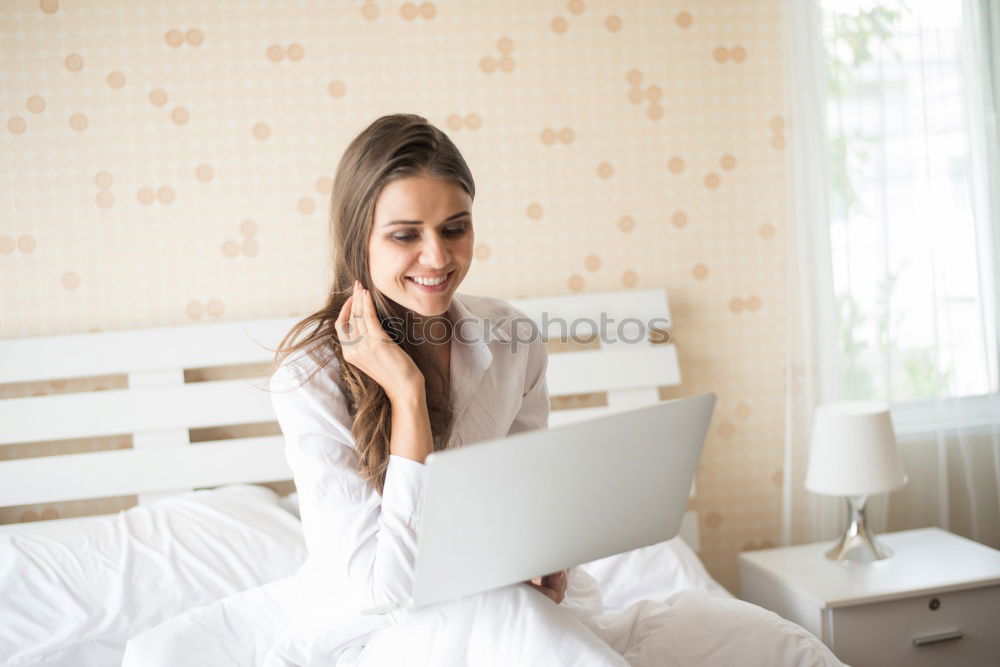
xmin=804 ymin=401 xmax=907 ymax=496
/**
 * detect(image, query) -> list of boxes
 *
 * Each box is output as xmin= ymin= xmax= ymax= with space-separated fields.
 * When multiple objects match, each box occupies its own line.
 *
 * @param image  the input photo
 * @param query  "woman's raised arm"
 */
xmin=337 ymin=283 xmax=434 ymax=463
xmin=270 ymin=358 xmax=428 ymax=612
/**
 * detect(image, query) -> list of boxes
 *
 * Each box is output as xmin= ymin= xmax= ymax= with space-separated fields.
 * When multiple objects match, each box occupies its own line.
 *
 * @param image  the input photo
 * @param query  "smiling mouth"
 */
xmin=406 ymin=270 xmax=455 ymax=291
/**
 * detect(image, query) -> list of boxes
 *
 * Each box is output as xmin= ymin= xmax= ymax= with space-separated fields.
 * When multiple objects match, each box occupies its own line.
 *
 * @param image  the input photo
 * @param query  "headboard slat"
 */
xmin=129 ymin=368 xmax=194 ymax=504
xmin=511 ymin=289 xmax=671 ymax=333
xmin=0 ymin=319 xmax=295 ymax=384
xmin=539 ymin=346 xmax=679 ymax=395
xmin=0 ymin=436 xmax=288 ymax=507
xmin=0 ymin=379 xmax=274 ymax=446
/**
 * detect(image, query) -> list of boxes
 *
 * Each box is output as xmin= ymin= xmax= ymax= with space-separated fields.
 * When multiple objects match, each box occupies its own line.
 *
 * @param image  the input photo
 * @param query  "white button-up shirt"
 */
xmin=267 ymin=292 xmax=549 ymax=661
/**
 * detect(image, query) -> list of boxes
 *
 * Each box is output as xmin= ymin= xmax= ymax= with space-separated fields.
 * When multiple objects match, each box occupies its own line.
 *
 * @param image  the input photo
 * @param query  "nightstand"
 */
xmin=739 ymin=527 xmax=1000 ymax=666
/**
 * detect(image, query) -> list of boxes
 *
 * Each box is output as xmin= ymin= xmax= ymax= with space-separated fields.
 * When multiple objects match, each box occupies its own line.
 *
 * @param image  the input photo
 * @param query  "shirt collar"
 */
xmin=446 ymin=293 xmax=495 ymax=425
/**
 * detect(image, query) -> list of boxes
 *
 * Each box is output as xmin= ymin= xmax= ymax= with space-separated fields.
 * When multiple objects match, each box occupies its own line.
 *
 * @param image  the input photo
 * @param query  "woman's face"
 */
xmin=368 ymin=175 xmax=474 ymax=317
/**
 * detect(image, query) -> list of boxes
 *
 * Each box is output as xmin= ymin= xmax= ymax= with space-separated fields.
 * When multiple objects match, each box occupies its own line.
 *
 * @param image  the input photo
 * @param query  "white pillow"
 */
xmin=578 ymin=537 xmax=733 ymax=613
xmin=0 ymin=484 xmax=306 ymax=667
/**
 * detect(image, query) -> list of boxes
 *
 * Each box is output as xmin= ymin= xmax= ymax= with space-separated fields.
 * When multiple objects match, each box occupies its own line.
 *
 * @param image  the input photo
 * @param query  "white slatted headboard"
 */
xmin=0 ymin=289 xmax=697 ymax=547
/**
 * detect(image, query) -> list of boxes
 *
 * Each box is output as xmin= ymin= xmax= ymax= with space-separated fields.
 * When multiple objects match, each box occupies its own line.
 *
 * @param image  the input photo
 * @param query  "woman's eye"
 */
xmin=391 ymin=223 xmax=469 ymax=243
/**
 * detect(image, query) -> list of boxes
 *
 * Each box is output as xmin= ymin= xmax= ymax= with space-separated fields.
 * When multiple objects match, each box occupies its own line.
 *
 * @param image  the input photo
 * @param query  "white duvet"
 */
xmin=0 ymin=485 xmax=843 ymax=666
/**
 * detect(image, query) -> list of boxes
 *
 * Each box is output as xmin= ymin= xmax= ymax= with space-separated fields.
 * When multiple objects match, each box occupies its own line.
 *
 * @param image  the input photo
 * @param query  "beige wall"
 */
xmin=0 ymin=0 xmax=792 ymax=592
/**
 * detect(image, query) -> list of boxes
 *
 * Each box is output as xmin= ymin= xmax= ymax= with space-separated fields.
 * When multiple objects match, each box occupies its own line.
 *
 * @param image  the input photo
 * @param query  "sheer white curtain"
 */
xmin=781 ymin=0 xmax=1000 ymax=550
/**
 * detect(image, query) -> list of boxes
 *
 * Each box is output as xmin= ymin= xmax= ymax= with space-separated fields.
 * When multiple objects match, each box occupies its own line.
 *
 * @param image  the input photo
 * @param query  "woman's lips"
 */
xmin=406 ymin=270 xmax=454 ymax=293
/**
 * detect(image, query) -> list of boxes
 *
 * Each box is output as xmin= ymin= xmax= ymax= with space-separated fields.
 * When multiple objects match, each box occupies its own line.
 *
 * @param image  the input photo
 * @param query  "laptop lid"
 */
xmin=408 ymin=393 xmax=716 ymax=610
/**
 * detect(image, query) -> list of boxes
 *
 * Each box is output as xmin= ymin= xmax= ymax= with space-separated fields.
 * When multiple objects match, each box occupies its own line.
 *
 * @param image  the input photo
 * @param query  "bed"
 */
xmin=0 ymin=289 xmax=840 ymax=666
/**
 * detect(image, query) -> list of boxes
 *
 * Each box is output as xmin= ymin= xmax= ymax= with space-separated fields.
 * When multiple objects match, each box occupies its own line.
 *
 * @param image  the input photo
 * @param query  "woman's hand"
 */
xmin=524 ymin=569 xmax=568 ymax=605
xmin=336 ymin=280 xmax=424 ymax=403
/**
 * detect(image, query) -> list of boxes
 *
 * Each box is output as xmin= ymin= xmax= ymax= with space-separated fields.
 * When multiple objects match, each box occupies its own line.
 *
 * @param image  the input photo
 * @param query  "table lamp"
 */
xmin=804 ymin=401 xmax=907 ymax=562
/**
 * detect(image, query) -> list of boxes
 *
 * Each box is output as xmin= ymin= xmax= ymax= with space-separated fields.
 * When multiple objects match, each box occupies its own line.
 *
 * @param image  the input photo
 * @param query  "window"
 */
xmin=821 ymin=0 xmax=999 ymax=419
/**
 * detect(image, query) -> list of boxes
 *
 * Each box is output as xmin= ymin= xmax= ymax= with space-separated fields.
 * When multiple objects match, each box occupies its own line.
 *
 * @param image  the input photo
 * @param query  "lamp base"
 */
xmin=825 ymin=495 xmax=892 ymax=562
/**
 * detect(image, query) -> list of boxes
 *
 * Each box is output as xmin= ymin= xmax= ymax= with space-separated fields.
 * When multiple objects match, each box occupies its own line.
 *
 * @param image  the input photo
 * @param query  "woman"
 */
xmin=259 ymin=112 xmax=626 ymax=664
xmin=123 ymin=113 xmax=843 ymax=667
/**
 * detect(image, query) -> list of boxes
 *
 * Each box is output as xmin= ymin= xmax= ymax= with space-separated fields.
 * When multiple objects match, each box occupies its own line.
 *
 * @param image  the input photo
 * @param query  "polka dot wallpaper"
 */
xmin=0 ymin=0 xmax=793 ymax=592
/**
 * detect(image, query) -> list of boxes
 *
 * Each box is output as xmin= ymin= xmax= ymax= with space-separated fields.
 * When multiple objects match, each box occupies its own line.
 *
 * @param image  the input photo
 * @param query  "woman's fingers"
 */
xmin=361 ymin=288 xmax=387 ymax=341
xmin=337 ymin=280 xmax=368 ymax=343
xmin=352 ymin=282 xmax=367 ymax=338
xmin=525 ymin=581 xmax=560 ymax=603
xmin=543 ymin=570 xmax=567 ymax=585
xmin=336 ymin=290 xmax=354 ymax=341
xmin=529 ymin=571 xmax=564 ymax=585
xmin=531 ymin=570 xmax=568 ymax=605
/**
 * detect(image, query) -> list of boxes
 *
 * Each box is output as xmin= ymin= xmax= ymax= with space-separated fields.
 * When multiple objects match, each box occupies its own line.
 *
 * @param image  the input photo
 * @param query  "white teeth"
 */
xmin=411 ymin=274 xmax=448 ymax=286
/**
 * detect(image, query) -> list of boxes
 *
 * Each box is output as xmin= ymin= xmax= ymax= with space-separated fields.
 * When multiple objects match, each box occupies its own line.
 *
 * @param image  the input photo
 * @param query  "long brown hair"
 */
xmin=270 ymin=113 xmax=476 ymax=495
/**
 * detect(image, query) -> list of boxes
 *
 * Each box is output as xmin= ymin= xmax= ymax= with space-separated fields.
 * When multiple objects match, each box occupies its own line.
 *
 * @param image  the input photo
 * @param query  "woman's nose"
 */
xmin=419 ymin=235 xmax=450 ymax=268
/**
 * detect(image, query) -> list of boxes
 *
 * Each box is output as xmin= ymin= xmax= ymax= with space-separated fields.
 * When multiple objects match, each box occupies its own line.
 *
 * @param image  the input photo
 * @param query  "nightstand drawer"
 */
xmin=828 ymin=585 xmax=1000 ymax=667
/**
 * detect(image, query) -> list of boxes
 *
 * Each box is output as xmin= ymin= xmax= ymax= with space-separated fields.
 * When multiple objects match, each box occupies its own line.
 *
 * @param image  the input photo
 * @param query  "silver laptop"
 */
xmin=361 ymin=393 xmax=716 ymax=615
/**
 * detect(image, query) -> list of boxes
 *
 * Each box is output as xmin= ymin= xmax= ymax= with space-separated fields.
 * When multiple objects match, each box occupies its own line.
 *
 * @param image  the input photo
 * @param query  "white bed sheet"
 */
xmin=1 ymin=485 xmax=843 ymax=666
xmin=0 ymin=485 xmax=306 ymax=667
xmin=122 ymin=563 xmax=843 ymax=667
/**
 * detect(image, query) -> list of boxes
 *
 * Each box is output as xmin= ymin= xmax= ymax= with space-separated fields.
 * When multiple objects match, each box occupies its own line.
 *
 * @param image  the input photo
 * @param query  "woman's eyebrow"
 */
xmin=384 ymin=211 xmax=471 ymax=227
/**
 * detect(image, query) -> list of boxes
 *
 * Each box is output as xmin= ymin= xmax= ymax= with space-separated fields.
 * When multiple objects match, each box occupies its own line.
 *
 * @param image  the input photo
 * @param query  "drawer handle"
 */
xmin=913 ymin=630 xmax=964 ymax=647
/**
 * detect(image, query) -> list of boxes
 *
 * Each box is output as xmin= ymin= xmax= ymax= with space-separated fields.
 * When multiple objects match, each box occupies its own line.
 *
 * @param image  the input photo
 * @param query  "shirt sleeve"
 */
xmin=269 ymin=360 xmax=425 ymax=611
xmin=506 ymin=334 xmax=550 ymax=435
